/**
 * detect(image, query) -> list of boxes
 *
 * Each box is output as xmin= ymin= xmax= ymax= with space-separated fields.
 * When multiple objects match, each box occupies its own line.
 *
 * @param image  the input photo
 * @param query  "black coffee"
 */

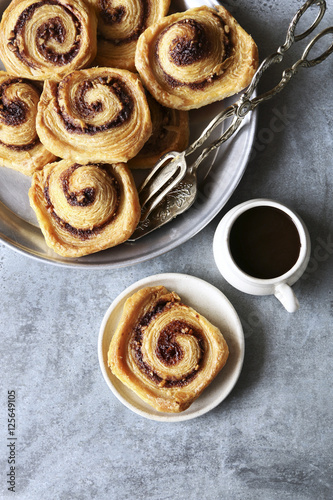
xmin=229 ymin=206 xmax=301 ymax=279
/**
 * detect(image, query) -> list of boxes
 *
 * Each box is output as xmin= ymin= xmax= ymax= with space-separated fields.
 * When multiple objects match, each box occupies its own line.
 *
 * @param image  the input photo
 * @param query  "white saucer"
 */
xmin=98 ymin=273 xmax=245 ymax=422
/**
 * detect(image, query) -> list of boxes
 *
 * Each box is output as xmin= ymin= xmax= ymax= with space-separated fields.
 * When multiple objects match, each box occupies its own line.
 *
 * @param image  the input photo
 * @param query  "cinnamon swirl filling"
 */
xmin=0 ymin=139 xmax=38 ymax=152
xmin=36 ymin=67 xmax=152 ymax=163
xmin=152 ymin=14 xmax=231 ymax=91
xmin=29 ymin=159 xmax=141 ymax=256
xmin=167 ymin=19 xmax=212 ymax=67
xmin=0 ymin=72 xmax=56 ymax=175
xmin=108 ymin=286 xmax=230 ymax=413
xmin=56 ymin=76 xmax=134 ymax=135
xmin=0 ymin=78 xmax=38 ymax=151
xmin=0 ymin=0 xmax=97 ymax=80
xmin=135 ymin=5 xmax=259 ymax=110
xmin=131 ymin=302 xmax=205 ymax=387
xmin=98 ymin=0 xmax=150 ymax=45
xmin=156 ymin=16 xmax=233 ymax=91
xmin=43 ymin=163 xmax=120 ymax=240
xmin=8 ymin=1 xmax=82 ymax=68
xmin=0 ymin=79 xmax=29 ymax=126
xmin=92 ymin=0 xmax=170 ymax=71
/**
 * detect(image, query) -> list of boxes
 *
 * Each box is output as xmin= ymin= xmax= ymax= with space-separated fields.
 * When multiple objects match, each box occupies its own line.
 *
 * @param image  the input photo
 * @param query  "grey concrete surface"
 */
xmin=1 ymin=0 xmax=333 ymax=499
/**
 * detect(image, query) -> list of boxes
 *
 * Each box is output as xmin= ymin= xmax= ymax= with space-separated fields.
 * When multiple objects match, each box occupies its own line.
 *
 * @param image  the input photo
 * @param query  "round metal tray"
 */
xmin=0 ymin=0 xmax=257 ymax=268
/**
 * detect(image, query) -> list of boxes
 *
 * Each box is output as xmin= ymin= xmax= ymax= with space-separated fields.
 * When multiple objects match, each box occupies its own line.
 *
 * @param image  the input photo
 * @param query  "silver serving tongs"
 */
xmin=130 ymin=0 xmax=333 ymax=241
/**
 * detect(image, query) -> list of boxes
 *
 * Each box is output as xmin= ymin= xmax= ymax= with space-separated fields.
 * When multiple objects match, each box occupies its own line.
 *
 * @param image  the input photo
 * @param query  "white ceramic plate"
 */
xmin=98 ymin=273 xmax=245 ymax=422
xmin=0 ymin=0 xmax=257 ymax=268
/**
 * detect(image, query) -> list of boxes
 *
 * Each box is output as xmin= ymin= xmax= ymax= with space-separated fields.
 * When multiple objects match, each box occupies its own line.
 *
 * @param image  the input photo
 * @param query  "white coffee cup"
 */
xmin=213 ymin=199 xmax=311 ymax=313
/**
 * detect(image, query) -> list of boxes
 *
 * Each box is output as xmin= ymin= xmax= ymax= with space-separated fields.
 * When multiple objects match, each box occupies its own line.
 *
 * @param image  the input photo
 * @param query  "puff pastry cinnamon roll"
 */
xmin=129 ymin=93 xmax=189 ymax=168
xmin=0 ymin=0 xmax=97 ymax=81
xmin=29 ymin=159 xmax=140 ymax=257
xmin=36 ymin=67 xmax=152 ymax=163
xmin=135 ymin=5 xmax=258 ymax=110
xmin=91 ymin=0 xmax=170 ymax=71
xmin=0 ymin=72 xmax=56 ymax=175
xmin=108 ymin=286 xmax=229 ymax=413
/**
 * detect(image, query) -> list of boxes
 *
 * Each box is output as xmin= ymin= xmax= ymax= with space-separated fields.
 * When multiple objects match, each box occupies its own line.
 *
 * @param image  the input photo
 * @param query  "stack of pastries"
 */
xmin=0 ymin=0 xmax=258 ymax=257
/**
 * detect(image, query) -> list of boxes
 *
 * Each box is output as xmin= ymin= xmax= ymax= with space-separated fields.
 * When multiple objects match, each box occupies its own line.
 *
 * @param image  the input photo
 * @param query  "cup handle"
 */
xmin=274 ymin=283 xmax=299 ymax=313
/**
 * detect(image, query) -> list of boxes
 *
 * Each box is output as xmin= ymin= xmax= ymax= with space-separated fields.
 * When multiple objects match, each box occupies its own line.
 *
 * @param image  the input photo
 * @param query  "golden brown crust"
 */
xmin=0 ymin=0 xmax=98 ymax=81
xmin=108 ymin=285 xmax=229 ymax=413
xmin=90 ymin=0 xmax=171 ymax=72
xmin=135 ymin=5 xmax=259 ymax=110
xmin=0 ymin=71 xmax=56 ymax=175
xmin=128 ymin=92 xmax=189 ymax=168
xmin=36 ymin=67 xmax=152 ymax=163
xmin=29 ymin=159 xmax=141 ymax=256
